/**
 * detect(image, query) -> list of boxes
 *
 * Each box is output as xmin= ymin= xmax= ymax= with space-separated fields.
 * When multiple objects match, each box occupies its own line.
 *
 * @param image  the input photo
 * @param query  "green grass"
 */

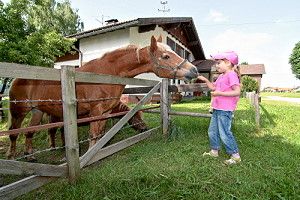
xmin=1 ymin=98 xmax=300 ymax=199
xmin=260 ymin=92 xmax=300 ymax=98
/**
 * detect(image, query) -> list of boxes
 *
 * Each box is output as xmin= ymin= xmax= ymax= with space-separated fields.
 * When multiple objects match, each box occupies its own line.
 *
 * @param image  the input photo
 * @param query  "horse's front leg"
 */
xmin=49 ymin=126 xmax=58 ymax=149
xmin=7 ymin=133 xmax=19 ymax=160
xmin=129 ymin=111 xmax=149 ymax=133
xmin=6 ymin=112 xmax=27 ymax=160
xmin=89 ymin=120 xmax=107 ymax=148
xmin=88 ymin=105 xmax=112 ymax=148
xmin=48 ymin=116 xmax=63 ymax=149
xmin=24 ymin=109 xmax=44 ymax=161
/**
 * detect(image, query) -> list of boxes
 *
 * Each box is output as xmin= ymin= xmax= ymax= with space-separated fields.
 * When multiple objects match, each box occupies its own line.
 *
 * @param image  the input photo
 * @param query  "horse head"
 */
xmin=147 ymin=36 xmax=198 ymax=81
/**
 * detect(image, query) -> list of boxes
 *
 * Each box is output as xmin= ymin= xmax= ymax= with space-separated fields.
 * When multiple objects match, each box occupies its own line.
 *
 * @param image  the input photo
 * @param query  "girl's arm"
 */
xmin=212 ymin=85 xmax=241 ymax=97
xmin=197 ymin=75 xmax=216 ymax=91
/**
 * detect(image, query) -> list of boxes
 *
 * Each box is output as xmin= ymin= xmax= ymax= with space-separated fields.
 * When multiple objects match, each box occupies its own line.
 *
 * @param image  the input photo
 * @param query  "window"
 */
xmin=185 ymin=50 xmax=190 ymax=61
xmin=166 ymin=36 xmax=190 ymax=86
xmin=167 ymin=37 xmax=175 ymax=51
xmin=176 ymin=45 xmax=184 ymax=58
xmin=167 ymin=37 xmax=187 ymax=59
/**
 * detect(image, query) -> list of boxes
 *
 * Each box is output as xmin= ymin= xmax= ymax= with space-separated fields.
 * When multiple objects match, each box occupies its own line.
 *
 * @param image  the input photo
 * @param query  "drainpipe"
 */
xmin=73 ymin=47 xmax=83 ymax=67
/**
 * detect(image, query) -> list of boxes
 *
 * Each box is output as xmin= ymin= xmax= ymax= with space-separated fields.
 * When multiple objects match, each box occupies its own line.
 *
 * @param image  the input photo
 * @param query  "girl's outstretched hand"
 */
xmin=197 ymin=75 xmax=208 ymax=82
xmin=196 ymin=75 xmax=215 ymax=91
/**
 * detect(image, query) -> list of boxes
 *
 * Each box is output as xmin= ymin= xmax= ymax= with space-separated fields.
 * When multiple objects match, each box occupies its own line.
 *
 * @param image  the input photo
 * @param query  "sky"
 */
xmin=4 ymin=0 xmax=300 ymax=88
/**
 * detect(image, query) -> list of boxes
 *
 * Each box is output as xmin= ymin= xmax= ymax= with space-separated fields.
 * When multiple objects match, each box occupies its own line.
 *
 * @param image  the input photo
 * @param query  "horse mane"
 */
xmin=77 ymin=44 xmax=141 ymax=75
xmin=101 ymin=45 xmax=138 ymax=62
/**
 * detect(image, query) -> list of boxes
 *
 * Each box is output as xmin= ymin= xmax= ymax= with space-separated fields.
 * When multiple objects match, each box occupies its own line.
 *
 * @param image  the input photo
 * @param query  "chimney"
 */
xmin=105 ymin=19 xmax=118 ymax=25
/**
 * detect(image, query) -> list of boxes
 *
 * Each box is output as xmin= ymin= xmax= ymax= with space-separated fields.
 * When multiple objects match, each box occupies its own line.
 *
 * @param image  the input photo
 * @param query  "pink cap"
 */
xmin=211 ymin=51 xmax=239 ymax=65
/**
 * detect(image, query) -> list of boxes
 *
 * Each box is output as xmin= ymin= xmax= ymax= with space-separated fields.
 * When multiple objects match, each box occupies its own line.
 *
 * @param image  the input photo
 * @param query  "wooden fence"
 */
xmin=246 ymin=91 xmax=260 ymax=127
xmin=0 ymin=62 xmax=209 ymax=199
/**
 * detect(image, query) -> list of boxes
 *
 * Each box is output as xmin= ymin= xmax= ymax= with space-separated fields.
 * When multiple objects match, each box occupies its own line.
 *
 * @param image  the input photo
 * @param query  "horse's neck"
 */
xmin=78 ymin=47 xmax=151 ymax=78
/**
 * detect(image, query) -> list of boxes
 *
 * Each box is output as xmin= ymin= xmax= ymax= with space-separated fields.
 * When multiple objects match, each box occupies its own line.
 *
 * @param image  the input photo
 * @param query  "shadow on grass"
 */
xmin=259 ymin=104 xmax=277 ymax=128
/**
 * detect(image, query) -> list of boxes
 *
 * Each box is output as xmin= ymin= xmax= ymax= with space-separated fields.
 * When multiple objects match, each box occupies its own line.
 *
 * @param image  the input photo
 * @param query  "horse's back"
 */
xmin=10 ymin=79 xmax=60 ymax=99
xmin=9 ymin=79 xmax=62 ymax=116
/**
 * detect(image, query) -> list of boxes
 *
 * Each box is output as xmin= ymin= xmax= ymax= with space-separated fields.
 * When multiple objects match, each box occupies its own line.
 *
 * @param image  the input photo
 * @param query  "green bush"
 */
xmin=289 ymin=41 xmax=300 ymax=79
xmin=241 ymin=75 xmax=259 ymax=94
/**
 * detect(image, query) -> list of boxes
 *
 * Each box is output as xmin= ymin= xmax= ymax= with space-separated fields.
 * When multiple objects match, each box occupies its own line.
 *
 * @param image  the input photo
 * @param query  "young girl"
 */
xmin=198 ymin=51 xmax=241 ymax=165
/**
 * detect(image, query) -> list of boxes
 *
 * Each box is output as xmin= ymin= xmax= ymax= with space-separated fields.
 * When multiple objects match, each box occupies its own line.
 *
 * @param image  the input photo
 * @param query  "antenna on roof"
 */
xmin=95 ymin=14 xmax=110 ymax=26
xmin=158 ymin=1 xmax=170 ymax=12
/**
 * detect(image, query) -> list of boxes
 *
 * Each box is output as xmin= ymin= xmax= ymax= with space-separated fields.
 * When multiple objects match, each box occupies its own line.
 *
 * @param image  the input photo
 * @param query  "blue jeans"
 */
xmin=208 ymin=109 xmax=239 ymax=155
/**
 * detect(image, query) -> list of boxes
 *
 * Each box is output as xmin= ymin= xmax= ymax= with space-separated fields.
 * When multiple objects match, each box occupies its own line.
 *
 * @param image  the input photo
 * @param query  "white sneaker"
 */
xmin=224 ymin=157 xmax=241 ymax=165
xmin=202 ymin=150 xmax=219 ymax=157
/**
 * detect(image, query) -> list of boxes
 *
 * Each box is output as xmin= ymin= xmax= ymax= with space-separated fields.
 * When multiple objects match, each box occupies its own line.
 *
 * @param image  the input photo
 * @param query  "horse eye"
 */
xmin=162 ymin=55 xmax=170 ymax=60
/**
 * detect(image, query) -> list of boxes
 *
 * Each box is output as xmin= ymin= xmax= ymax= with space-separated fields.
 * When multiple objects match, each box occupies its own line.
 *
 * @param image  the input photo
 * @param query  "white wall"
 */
xmin=54 ymin=29 xmax=130 ymax=69
xmin=80 ymin=29 xmax=130 ymax=62
xmin=54 ymin=59 xmax=79 ymax=69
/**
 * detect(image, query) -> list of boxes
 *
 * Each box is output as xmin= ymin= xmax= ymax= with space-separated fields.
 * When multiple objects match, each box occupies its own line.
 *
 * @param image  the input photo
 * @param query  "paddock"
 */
xmin=0 ymin=62 xmax=211 ymax=199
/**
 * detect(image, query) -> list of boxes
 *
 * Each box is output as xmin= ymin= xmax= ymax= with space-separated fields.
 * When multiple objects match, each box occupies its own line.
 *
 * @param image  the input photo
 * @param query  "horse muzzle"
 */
xmin=184 ymin=66 xmax=198 ymax=81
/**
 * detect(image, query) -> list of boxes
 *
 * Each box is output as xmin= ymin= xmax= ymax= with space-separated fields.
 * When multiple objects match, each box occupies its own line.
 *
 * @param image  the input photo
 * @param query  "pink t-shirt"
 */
xmin=212 ymin=71 xmax=240 ymax=111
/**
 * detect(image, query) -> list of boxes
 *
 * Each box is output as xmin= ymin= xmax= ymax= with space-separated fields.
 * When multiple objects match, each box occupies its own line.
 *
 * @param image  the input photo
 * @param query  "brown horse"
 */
xmin=7 ymin=36 xmax=198 ymax=160
xmin=47 ymin=101 xmax=148 ymax=149
xmin=26 ymin=101 xmax=148 ymax=151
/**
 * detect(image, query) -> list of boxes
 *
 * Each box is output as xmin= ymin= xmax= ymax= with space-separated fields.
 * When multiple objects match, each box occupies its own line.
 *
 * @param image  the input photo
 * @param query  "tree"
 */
xmin=241 ymin=75 xmax=259 ymax=94
xmin=0 ymin=77 xmax=11 ymax=120
xmin=289 ymin=41 xmax=300 ymax=80
xmin=0 ymin=0 xmax=83 ymax=116
xmin=0 ymin=0 xmax=83 ymax=67
xmin=240 ymin=62 xmax=248 ymax=65
xmin=28 ymin=0 xmax=84 ymax=36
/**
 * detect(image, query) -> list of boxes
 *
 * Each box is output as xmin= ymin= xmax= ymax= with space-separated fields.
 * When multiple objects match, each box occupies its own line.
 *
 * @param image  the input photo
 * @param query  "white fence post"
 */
xmin=160 ymin=79 xmax=170 ymax=136
xmin=61 ymin=65 xmax=80 ymax=184
xmin=254 ymin=93 xmax=260 ymax=127
xmin=246 ymin=92 xmax=260 ymax=128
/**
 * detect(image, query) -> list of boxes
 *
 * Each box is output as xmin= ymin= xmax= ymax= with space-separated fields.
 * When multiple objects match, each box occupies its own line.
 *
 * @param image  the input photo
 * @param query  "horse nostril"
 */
xmin=190 ymin=67 xmax=198 ymax=75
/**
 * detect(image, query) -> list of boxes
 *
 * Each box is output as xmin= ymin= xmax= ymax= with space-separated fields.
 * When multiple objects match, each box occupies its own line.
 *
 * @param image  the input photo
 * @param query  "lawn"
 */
xmin=1 ymin=98 xmax=300 ymax=199
xmin=260 ymin=92 xmax=300 ymax=98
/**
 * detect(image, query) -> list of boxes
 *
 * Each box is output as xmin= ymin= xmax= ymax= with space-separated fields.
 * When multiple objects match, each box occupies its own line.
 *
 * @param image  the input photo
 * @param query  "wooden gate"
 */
xmin=0 ymin=63 xmax=163 ymax=199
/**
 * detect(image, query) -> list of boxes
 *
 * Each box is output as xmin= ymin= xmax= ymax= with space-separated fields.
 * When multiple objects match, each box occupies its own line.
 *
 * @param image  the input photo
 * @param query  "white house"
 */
xmin=55 ymin=17 xmax=206 ymax=87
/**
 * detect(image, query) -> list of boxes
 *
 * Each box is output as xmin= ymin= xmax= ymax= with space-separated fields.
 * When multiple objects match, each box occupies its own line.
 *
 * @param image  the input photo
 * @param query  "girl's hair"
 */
xmin=233 ymin=65 xmax=241 ymax=82
xmin=233 ymin=65 xmax=242 ymax=90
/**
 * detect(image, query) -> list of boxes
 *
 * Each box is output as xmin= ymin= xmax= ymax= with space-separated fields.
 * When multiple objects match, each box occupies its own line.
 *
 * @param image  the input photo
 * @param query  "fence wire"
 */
xmin=1 ymin=97 xmax=121 ymax=104
xmin=0 ymin=94 xmax=165 ymax=161
xmin=15 ymin=119 xmax=160 ymax=161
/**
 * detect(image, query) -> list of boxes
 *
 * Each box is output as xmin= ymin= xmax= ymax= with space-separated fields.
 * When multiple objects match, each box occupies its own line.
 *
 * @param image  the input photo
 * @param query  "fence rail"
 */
xmin=0 ymin=62 xmax=158 ymax=86
xmin=145 ymin=110 xmax=212 ymax=118
xmin=122 ymin=83 xmax=209 ymax=94
xmin=0 ymin=160 xmax=67 ymax=177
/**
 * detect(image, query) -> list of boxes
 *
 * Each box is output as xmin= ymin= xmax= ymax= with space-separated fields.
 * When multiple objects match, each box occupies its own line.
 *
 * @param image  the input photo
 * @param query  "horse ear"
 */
xmin=150 ymin=36 xmax=158 ymax=52
xmin=157 ymin=35 xmax=162 ymax=43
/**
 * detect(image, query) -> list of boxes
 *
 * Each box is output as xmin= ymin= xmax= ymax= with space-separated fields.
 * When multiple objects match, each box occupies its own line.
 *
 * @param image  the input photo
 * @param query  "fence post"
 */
xmin=254 ymin=93 xmax=260 ymax=128
xmin=246 ymin=92 xmax=260 ymax=128
xmin=60 ymin=65 xmax=80 ymax=184
xmin=160 ymin=79 xmax=169 ymax=136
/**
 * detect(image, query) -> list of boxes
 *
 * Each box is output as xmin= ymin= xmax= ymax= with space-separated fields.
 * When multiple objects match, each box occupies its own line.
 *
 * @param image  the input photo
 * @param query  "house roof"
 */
xmin=191 ymin=61 xmax=266 ymax=75
xmin=239 ymin=64 xmax=266 ymax=75
xmin=192 ymin=59 xmax=216 ymax=72
xmin=67 ymin=17 xmax=205 ymax=60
